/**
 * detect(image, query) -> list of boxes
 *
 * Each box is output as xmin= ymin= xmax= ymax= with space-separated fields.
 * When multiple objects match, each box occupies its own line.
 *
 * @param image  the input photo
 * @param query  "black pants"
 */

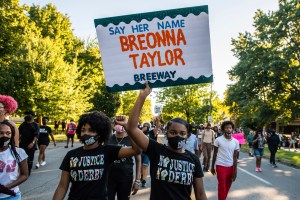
xmin=269 ymin=147 xmax=277 ymax=165
xmin=24 ymin=148 xmax=35 ymax=175
xmin=107 ymin=178 xmax=133 ymax=200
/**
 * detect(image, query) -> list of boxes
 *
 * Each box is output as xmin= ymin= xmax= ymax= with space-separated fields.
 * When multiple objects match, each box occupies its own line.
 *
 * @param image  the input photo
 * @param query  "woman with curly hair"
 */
xmin=53 ymin=111 xmax=141 ymax=200
xmin=0 ymin=120 xmax=28 ymax=199
xmin=0 ymin=95 xmax=19 ymax=147
xmin=125 ymin=82 xmax=207 ymax=200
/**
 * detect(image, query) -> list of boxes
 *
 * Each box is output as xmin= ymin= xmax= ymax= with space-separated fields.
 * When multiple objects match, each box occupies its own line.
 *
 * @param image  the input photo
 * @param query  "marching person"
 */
xmin=0 ymin=120 xmax=28 ymax=199
xmin=36 ymin=117 xmax=56 ymax=168
xmin=211 ymin=121 xmax=239 ymax=200
xmin=125 ymin=82 xmax=207 ymax=200
xmin=253 ymin=129 xmax=267 ymax=172
xmin=19 ymin=111 xmax=39 ymax=175
xmin=0 ymin=95 xmax=19 ymax=147
xmin=201 ymin=123 xmax=215 ymax=172
xmin=64 ymin=120 xmax=77 ymax=148
xmin=53 ymin=112 xmax=141 ymax=200
xmin=107 ymin=124 xmax=141 ymax=200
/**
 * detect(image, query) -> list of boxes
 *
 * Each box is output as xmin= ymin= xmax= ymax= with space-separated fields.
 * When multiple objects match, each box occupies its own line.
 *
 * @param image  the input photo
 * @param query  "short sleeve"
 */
xmin=16 ymin=148 xmax=28 ymax=162
xmin=192 ymin=154 xmax=203 ymax=178
xmin=214 ymin=138 xmax=219 ymax=147
xmin=60 ymin=152 xmax=71 ymax=172
xmin=235 ymin=140 xmax=240 ymax=151
xmin=48 ymin=127 xmax=52 ymax=134
xmin=33 ymin=123 xmax=39 ymax=137
xmin=145 ymin=138 xmax=162 ymax=159
xmin=105 ymin=145 xmax=122 ymax=164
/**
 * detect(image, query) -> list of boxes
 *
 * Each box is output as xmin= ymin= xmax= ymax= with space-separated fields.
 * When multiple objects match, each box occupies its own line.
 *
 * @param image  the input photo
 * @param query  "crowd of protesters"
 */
xmin=0 ymin=85 xmax=299 ymax=200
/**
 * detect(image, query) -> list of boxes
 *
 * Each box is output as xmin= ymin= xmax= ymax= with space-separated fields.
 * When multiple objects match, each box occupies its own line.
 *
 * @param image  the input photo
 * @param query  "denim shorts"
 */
xmin=254 ymin=149 xmax=264 ymax=157
xmin=141 ymin=153 xmax=150 ymax=166
xmin=1 ymin=192 xmax=21 ymax=200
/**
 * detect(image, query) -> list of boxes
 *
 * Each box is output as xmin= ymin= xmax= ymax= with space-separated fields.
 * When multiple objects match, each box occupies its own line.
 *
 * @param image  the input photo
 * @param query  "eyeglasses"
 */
xmin=0 ymin=131 xmax=11 ymax=136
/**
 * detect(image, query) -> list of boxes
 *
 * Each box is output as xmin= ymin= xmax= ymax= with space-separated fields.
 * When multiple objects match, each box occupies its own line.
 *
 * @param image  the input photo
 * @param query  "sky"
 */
xmin=21 ymin=0 xmax=279 ymax=98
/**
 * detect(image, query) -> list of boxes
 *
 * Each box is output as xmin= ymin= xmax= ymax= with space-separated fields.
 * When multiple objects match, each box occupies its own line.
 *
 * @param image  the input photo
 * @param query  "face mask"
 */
xmin=115 ymin=125 xmax=125 ymax=133
xmin=24 ymin=115 xmax=32 ymax=122
xmin=167 ymin=136 xmax=186 ymax=150
xmin=0 ymin=137 xmax=10 ymax=148
xmin=224 ymin=132 xmax=232 ymax=137
xmin=80 ymin=135 xmax=98 ymax=146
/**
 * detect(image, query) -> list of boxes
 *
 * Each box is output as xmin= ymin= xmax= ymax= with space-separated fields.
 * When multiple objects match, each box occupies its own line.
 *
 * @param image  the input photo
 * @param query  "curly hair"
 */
xmin=221 ymin=121 xmax=235 ymax=132
xmin=0 ymin=95 xmax=18 ymax=114
xmin=0 ymin=120 xmax=21 ymax=164
xmin=76 ymin=111 xmax=112 ymax=144
xmin=166 ymin=118 xmax=189 ymax=131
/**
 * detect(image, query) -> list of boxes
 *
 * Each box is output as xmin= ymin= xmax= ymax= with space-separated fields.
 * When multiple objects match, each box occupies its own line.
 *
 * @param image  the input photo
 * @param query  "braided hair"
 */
xmin=0 ymin=120 xmax=21 ymax=165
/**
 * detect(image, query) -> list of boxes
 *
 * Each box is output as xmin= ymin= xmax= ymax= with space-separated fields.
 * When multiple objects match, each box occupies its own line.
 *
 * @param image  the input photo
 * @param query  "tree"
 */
xmin=226 ymin=0 xmax=300 ymax=128
xmin=156 ymin=84 xmax=211 ymax=123
xmin=117 ymin=91 xmax=152 ymax=122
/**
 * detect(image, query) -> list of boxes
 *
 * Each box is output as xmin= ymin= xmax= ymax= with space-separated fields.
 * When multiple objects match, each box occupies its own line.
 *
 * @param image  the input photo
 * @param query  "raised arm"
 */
xmin=126 ymin=82 xmax=152 ymax=152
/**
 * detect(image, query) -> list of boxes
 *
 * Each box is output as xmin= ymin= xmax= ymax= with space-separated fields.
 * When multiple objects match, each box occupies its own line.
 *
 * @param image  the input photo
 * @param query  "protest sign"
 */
xmin=95 ymin=5 xmax=213 ymax=92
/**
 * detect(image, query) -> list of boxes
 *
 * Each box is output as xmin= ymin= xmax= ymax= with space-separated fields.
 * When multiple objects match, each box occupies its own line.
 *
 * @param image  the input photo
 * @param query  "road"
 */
xmin=20 ymin=137 xmax=300 ymax=200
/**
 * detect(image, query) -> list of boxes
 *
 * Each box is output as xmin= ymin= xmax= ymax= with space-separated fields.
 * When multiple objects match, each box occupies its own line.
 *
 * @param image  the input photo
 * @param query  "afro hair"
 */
xmin=0 ymin=95 xmax=18 ymax=114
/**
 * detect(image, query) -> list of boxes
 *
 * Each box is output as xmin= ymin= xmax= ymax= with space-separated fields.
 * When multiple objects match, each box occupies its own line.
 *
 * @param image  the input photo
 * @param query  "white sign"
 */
xmin=94 ymin=5 xmax=213 ymax=92
xmin=154 ymin=105 xmax=162 ymax=114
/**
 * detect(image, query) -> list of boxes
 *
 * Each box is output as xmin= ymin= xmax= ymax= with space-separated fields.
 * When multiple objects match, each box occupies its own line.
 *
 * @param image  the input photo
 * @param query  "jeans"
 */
xmin=1 ymin=192 xmax=21 ymax=200
xmin=269 ymin=147 xmax=277 ymax=165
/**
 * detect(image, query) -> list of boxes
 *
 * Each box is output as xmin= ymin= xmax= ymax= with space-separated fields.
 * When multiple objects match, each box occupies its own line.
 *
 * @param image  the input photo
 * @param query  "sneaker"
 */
xmin=35 ymin=163 xmax=40 ymax=169
xmin=141 ymin=180 xmax=146 ymax=188
xmin=255 ymin=167 xmax=259 ymax=172
xmin=272 ymin=164 xmax=278 ymax=168
xmin=71 ymin=144 xmax=74 ymax=147
xmin=40 ymin=161 xmax=46 ymax=166
xmin=64 ymin=146 xmax=68 ymax=148
xmin=258 ymin=168 xmax=262 ymax=172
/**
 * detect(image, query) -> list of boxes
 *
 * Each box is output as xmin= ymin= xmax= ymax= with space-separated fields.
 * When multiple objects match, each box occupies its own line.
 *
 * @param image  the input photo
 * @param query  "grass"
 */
xmin=240 ymin=145 xmax=300 ymax=168
xmin=53 ymin=134 xmax=80 ymax=142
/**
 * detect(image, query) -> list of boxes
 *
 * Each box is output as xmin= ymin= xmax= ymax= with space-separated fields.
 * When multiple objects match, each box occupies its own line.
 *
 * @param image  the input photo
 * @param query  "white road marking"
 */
xmin=238 ymin=167 xmax=272 ymax=186
xmin=32 ymin=169 xmax=60 ymax=174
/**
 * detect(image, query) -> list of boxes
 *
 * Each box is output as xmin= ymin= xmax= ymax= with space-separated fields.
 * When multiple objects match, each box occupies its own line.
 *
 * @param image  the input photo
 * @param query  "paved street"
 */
xmin=20 ymin=138 xmax=300 ymax=200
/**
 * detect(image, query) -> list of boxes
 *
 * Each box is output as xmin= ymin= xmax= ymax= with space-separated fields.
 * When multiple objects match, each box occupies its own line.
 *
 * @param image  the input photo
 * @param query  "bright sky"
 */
xmin=21 ymin=0 xmax=279 ymax=98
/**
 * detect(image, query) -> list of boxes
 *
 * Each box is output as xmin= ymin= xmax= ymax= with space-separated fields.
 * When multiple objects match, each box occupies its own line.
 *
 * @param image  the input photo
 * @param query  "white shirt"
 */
xmin=185 ymin=134 xmax=198 ymax=154
xmin=0 ymin=146 xmax=28 ymax=198
xmin=214 ymin=135 xmax=239 ymax=167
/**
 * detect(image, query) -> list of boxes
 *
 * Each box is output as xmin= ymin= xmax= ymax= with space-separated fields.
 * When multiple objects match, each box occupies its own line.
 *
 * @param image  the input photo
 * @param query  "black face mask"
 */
xmin=167 ymin=136 xmax=186 ymax=150
xmin=24 ymin=115 xmax=32 ymax=122
xmin=0 ymin=137 xmax=10 ymax=148
xmin=80 ymin=135 xmax=98 ymax=146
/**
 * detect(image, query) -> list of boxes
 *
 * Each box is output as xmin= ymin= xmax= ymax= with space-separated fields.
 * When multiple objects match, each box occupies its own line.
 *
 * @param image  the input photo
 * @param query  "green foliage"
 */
xmin=226 ymin=0 xmax=300 ymax=128
xmin=156 ymin=84 xmax=212 ymax=123
xmin=117 ymin=91 xmax=152 ymax=122
xmin=0 ymin=1 xmax=113 ymax=121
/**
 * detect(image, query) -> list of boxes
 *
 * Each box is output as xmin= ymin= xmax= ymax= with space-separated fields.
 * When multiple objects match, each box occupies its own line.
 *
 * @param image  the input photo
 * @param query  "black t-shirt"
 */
xmin=107 ymin=135 xmax=134 ymax=180
xmin=253 ymin=135 xmax=265 ymax=149
xmin=38 ymin=125 xmax=52 ymax=142
xmin=146 ymin=130 xmax=157 ymax=141
xmin=60 ymin=145 xmax=122 ymax=200
xmin=19 ymin=122 xmax=39 ymax=148
xmin=146 ymin=139 xmax=203 ymax=200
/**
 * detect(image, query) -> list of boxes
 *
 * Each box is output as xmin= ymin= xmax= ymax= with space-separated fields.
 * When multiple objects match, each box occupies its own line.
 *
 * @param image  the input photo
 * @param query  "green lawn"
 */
xmin=241 ymin=145 xmax=300 ymax=168
xmin=53 ymin=134 xmax=80 ymax=142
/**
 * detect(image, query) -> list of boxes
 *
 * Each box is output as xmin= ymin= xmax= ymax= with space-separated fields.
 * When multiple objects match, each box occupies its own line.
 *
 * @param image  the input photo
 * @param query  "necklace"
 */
xmin=115 ymin=135 xmax=125 ymax=145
